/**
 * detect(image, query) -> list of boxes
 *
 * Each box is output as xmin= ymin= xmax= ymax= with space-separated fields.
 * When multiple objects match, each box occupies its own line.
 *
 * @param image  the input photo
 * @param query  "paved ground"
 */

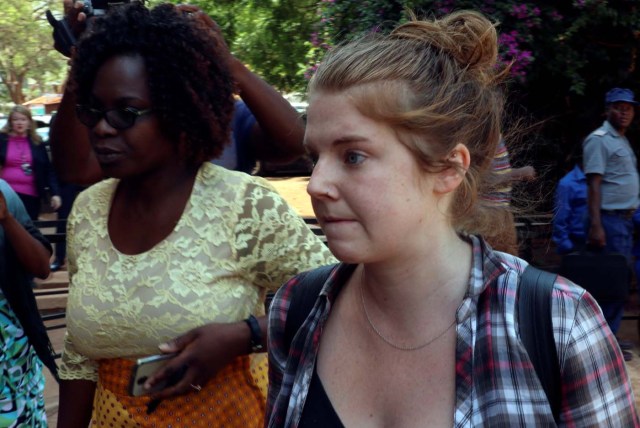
xmin=39 ymin=176 xmax=640 ymax=425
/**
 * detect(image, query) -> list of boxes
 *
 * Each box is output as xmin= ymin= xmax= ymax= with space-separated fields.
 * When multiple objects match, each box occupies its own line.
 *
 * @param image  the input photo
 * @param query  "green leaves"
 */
xmin=162 ymin=0 xmax=317 ymax=93
xmin=0 ymin=1 xmax=67 ymax=105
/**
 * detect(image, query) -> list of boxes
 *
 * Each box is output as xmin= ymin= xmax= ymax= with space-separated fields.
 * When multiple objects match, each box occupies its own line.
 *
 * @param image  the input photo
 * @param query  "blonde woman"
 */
xmin=0 ymin=105 xmax=61 ymax=220
xmin=267 ymin=10 xmax=639 ymax=427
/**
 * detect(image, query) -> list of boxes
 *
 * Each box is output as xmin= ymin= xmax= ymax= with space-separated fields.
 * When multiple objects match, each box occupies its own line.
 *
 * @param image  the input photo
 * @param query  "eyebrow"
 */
xmin=304 ymin=134 xmax=371 ymax=150
xmin=89 ymin=94 xmax=147 ymax=105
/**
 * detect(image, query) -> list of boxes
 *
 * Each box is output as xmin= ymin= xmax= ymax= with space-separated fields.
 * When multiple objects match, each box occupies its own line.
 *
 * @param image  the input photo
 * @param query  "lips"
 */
xmin=319 ymin=215 xmax=357 ymax=230
xmin=323 ymin=216 xmax=351 ymax=223
xmin=93 ymin=146 xmax=124 ymax=164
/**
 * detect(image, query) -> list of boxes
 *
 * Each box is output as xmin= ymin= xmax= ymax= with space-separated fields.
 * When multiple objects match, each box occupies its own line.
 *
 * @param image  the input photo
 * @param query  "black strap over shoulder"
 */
xmin=518 ymin=265 xmax=561 ymax=424
xmin=284 ymin=264 xmax=337 ymax=349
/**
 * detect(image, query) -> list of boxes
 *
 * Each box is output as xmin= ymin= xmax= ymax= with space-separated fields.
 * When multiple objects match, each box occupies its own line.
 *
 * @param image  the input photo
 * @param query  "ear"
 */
xmin=433 ymin=143 xmax=470 ymax=194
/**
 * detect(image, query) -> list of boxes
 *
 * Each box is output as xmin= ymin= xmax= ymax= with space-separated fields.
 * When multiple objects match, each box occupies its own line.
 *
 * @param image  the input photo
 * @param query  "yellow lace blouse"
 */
xmin=59 ymin=163 xmax=335 ymax=381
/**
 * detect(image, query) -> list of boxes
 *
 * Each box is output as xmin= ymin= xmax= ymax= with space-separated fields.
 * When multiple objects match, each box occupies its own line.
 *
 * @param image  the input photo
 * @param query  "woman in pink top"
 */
xmin=0 ymin=105 xmax=61 ymax=220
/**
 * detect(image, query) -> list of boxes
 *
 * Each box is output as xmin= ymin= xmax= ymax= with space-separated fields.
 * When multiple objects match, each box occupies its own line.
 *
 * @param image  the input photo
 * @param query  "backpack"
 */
xmin=283 ymin=264 xmax=561 ymax=424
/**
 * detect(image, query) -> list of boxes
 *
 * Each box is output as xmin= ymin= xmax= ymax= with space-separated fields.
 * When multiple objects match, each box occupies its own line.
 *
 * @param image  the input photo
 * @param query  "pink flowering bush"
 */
xmin=308 ymin=0 xmax=640 ymax=97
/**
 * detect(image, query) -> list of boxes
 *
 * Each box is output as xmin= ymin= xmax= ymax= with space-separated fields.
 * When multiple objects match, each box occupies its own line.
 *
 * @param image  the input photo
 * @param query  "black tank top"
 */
xmin=298 ymin=365 xmax=345 ymax=427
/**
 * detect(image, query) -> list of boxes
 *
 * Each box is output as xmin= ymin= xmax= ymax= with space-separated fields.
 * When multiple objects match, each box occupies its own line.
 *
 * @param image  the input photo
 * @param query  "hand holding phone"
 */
xmin=128 ymin=353 xmax=183 ymax=397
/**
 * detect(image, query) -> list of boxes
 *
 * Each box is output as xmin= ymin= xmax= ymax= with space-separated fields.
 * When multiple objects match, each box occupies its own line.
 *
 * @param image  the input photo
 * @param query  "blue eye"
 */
xmin=345 ymin=152 xmax=365 ymax=165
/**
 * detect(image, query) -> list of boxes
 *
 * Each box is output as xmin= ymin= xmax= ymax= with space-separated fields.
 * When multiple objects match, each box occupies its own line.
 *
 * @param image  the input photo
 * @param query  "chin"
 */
xmin=326 ymin=241 xmax=368 ymax=264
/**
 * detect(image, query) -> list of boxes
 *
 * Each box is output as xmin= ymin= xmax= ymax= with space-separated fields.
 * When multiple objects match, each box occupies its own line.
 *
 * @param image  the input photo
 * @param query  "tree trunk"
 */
xmin=3 ymin=70 xmax=25 ymax=104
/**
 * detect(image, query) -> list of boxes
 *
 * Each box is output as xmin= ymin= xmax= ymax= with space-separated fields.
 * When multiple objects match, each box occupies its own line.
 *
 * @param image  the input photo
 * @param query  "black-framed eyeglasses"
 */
xmin=75 ymin=105 xmax=154 ymax=130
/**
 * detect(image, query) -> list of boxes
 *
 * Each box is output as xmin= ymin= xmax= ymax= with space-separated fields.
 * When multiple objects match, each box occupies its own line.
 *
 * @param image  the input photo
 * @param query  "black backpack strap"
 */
xmin=284 ymin=264 xmax=337 ymax=349
xmin=518 ymin=265 xmax=561 ymax=424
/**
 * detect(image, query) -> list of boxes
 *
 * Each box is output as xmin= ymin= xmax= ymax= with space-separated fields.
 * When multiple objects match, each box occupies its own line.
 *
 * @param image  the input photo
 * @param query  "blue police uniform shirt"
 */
xmin=582 ymin=120 xmax=640 ymax=210
xmin=552 ymin=165 xmax=587 ymax=253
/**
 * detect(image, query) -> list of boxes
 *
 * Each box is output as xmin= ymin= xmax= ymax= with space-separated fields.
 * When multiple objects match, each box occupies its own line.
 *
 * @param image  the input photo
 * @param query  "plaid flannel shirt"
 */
xmin=266 ymin=235 xmax=639 ymax=427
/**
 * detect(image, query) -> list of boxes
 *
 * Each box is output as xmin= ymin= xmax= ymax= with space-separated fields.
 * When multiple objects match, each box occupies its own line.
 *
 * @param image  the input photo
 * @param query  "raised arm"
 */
xmin=229 ymin=58 xmax=305 ymax=163
xmin=180 ymin=5 xmax=305 ymax=164
xmin=49 ymin=88 xmax=104 ymax=185
xmin=49 ymin=0 xmax=103 ymax=184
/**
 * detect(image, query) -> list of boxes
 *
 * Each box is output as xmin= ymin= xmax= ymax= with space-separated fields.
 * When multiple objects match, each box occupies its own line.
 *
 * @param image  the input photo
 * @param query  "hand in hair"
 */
xmin=52 ymin=0 xmax=89 ymax=57
xmin=175 ymin=4 xmax=306 ymax=165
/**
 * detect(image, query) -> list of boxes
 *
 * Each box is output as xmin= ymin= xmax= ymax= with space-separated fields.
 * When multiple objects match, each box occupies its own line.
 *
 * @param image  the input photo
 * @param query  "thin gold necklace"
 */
xmin=359 ymin=272 xmax=457 ymax=351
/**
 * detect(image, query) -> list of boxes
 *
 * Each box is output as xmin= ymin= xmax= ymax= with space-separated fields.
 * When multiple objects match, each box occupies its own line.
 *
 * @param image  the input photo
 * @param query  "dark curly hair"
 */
xmin=70 ymin=2 xmax=235 ymax=164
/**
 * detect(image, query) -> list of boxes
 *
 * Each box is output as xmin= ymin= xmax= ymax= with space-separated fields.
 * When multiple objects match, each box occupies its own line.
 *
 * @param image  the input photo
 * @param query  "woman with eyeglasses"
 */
xmin=56 ymin=3 xmax=334 ymax=427
xmin=0 ymin=105 xmax=62 ymax=220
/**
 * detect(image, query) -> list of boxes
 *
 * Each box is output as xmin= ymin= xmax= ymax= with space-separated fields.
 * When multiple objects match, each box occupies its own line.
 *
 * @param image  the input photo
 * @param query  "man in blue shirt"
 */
xmin=583 ymin=87 xmax=639 ymax=336
xmin=552 ymin=163 xmax=587 ymax=254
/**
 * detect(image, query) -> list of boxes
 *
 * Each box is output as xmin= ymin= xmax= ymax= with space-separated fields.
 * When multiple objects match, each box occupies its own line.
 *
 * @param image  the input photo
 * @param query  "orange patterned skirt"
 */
xmin=92 ymin=355 xmax=267 ymax=427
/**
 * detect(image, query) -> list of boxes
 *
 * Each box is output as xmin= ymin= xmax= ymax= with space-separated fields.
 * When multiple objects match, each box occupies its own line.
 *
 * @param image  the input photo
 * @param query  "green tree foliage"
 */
xmin=0 ymin=1 xmax=67 ymax=105
xmin=162 ymin=0 xmax=317 ymax=93
xmin=0 ymin=0 xmax=316 ymax=105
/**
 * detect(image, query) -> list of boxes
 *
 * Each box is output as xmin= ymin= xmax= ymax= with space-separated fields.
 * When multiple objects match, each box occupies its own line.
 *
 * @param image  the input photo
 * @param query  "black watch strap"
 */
xmin=244 ymin=315 xmax=263 ymax=353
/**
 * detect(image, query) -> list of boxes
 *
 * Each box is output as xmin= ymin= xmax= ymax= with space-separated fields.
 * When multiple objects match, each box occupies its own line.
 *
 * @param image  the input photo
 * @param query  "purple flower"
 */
xmin=550 ymin=10 xmax=563 ymax=21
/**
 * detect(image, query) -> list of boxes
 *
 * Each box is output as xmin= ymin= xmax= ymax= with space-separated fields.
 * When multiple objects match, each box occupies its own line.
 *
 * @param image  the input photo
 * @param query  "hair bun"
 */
xmin=391 ymin=10 xmax=498 ymax=76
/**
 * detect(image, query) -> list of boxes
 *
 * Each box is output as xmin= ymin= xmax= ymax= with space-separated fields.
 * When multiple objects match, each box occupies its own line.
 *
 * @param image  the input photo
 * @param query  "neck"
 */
xmin=119 ymin=162 xmax=200 ymax=207
xmin=608 ymin=120 xmax=627 ymax=135
xmin=359 ymin=230 xmax=471 ymax=318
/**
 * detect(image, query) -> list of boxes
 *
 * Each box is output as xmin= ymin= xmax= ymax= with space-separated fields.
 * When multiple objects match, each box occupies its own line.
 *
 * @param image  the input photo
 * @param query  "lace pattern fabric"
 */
xmin=60 ymin=162 xmax=335 ymax=381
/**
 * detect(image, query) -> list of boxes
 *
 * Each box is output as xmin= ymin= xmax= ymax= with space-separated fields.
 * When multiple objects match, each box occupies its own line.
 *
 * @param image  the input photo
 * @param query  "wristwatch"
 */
xmin=244 ymin=315 xmax=263 ymax=353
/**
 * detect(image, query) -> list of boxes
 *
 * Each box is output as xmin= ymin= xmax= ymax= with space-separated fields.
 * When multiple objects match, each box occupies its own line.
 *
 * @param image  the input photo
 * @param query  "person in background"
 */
xmin=473 ymin=137 xmax=536 ymax=255
xmin=0 ymin=105 xmax=62 ymax=220
xmin=49 ymin=0 xmax=306 ymax=182
xmin=552 ymin=149 xmax=587 ymax=254
xmin=266 ymin=10 xmax=638 ymax=427
xmin=49 ymin=179 xmax=84 ymax=271
xmin=56 ymin=4 xmax=334 ymax=427
xmin=583 ymin=87 xmax=638 ymax=336
xmin=0 ymin=179 xmax=58 ymax=426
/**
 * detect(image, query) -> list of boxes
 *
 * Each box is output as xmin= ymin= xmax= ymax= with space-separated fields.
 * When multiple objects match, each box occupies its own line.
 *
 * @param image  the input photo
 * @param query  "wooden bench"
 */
xmin=34 ymin=218 xmax=67 ymax=244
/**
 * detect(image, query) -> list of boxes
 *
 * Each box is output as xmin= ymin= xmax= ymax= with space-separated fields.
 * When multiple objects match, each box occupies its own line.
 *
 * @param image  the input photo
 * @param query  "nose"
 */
xmin=92 ymin=116 xmax=118 ymax=137
xmin=307 ymin=157 xmax=334 ymax=199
